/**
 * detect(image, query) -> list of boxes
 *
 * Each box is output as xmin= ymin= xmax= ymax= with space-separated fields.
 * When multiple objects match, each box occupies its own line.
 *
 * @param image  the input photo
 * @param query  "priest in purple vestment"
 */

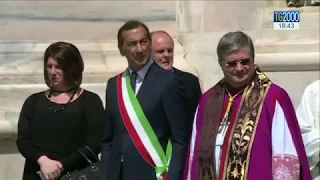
xmin=183 ymin=31 xmax=312 ymax=180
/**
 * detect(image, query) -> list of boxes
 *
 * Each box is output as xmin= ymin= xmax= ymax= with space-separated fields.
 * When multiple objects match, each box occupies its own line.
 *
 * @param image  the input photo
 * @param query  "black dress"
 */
xmin=16 ymin=90 xmax=105 ymax=180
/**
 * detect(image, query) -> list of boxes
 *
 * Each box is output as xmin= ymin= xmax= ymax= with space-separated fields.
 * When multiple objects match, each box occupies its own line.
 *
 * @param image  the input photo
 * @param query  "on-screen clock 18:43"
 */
xmin=273 ymin=11 xmax=300 ymax=30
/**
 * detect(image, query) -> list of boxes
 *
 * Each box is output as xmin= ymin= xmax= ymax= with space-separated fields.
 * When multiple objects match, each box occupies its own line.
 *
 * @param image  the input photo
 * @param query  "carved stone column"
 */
xmin=176 ymin=0 xmax=319 ymax=104
xmin=176 ymin=1 xmax=267 ymax=91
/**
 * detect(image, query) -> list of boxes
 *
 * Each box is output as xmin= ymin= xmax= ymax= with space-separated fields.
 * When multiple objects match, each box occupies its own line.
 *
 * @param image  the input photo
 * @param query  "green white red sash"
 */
xmin=117 ymin=71 xmax=172 ymax=180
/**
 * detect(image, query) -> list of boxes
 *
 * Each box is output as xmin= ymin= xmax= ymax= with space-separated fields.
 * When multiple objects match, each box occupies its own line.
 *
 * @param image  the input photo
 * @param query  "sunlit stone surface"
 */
xmin=0 ymin=1 xmax=319 ymax=179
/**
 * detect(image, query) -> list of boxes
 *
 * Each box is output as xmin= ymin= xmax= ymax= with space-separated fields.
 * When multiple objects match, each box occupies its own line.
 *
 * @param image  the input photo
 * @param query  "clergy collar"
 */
xmin=128 ymin=59 xmax=153 ymax=80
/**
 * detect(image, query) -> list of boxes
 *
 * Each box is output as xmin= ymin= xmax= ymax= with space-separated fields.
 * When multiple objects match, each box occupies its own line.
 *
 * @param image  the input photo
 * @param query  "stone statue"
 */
xmin=311 ymin=0 xmax=320 ymax=5
xmin=287 ymin=0 xmax=303 ymax=7
xmin=287 ymin=0 xmax=320 ymax=6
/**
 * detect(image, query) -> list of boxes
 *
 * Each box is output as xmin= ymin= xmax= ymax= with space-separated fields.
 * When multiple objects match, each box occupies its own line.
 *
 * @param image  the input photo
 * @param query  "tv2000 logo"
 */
xmin=274 ymin=11 xmax=300 ymax=22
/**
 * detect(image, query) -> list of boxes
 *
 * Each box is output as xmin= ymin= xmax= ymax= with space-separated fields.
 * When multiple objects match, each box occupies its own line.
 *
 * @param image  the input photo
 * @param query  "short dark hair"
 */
xmin=117 ymin=20 xmax=151 ymax=53
xmin=43 ymin=41 xmax=84 ymax=88
xmin=217 ymin=31 xmax=255 ymax=62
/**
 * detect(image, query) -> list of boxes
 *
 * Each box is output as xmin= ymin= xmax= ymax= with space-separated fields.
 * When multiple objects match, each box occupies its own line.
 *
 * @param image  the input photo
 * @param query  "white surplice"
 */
xmin=296 ymin=80 xmax=320 ymax=180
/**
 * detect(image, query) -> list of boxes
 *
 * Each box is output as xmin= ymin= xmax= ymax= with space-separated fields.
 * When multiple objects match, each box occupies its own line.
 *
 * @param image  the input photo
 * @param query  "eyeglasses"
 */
xmin=225 ymin=59 xmax=251 ymax=68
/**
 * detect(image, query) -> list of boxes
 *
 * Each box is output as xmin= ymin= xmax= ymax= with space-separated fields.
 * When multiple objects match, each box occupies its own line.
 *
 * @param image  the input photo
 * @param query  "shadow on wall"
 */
xmin=0 ymin=137 xmax=20 ymax=154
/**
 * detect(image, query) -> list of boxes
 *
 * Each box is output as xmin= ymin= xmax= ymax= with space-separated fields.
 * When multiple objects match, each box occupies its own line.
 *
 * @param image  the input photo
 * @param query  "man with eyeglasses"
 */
xmin=183 ymin=31 xmax=311 ymax=180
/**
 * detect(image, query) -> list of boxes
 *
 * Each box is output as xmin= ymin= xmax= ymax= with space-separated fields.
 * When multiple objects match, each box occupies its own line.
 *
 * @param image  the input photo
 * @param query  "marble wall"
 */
xmin=0 ymin=1 xmax=319 ymax=179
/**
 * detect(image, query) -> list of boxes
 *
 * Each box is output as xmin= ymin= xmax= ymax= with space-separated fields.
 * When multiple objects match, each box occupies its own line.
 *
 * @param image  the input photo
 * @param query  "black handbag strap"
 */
xmin=78 ymin=145 xmax=99 ymax=166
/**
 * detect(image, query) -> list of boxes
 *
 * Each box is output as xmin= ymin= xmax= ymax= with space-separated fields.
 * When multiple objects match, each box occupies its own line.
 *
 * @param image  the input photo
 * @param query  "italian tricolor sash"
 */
xmin=117 ymin=71 xmax=172 ymax=180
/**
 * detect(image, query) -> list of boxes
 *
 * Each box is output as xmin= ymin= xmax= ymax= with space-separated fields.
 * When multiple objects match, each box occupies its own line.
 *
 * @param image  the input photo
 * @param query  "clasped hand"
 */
xmin=37 ymin=156 xmax=63 ymax=180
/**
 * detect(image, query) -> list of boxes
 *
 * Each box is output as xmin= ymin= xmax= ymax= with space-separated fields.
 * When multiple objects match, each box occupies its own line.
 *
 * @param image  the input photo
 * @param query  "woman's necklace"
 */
xmin=48 ymin=87 xmax=75 ymax=98
xmin=48 ymin=88 xmax=77 ymax=113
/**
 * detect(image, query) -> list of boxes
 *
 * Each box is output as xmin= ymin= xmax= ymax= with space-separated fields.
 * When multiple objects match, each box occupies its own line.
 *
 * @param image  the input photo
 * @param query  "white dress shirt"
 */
xmin=296 ymin=80 xmax=320 ymax=180
xmin=128 ymin=60 xmax=153 ymax=95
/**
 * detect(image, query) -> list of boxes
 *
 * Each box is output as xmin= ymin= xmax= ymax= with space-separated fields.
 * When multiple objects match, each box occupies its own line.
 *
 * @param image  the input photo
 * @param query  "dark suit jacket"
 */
xmin=174 ymin=68 xmax=202 ymax=134
xmin=101 ymin=63 xmax=188 ymax=180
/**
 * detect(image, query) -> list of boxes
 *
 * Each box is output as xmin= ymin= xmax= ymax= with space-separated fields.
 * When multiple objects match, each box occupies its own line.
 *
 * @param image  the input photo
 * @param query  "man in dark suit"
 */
xmin=151 ymin=30 xmax=202 ymax=134
xmin=100 ymin=20 xmax=188 ymax=180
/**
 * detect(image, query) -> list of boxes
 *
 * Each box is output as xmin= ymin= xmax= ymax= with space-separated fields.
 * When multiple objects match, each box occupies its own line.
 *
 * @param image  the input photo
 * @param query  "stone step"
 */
xmin=0 ymin=21 xmax=176 ymax=41
xmin=255 ymin=26 xmax=319 ymax=52
xmin=255 ymin=37 xmax=319 ymax=53
xmin=0 ymin=1 xmax=177 ymax=41
xmin=0 ymin=111 xmax=5 ymax=121
xmin=0 ymin=83 xmax=107 ymax=113
xmin=0 ymin=40 xmax=190 ymax=85
xmin=0 ymin=110 xmax=19 ymax=122
xmin=274 ymin=6 xmax=320 ymax=14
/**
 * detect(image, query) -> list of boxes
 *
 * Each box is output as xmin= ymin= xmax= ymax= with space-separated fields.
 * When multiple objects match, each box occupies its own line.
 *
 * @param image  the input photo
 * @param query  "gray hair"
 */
xmin=216 ymin=31 xmax=255 ymax=62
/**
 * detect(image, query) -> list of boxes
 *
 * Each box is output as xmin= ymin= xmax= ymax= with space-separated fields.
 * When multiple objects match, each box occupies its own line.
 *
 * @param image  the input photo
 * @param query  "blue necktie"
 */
xmin=130 ymin=72 xmax=137 ymax=92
